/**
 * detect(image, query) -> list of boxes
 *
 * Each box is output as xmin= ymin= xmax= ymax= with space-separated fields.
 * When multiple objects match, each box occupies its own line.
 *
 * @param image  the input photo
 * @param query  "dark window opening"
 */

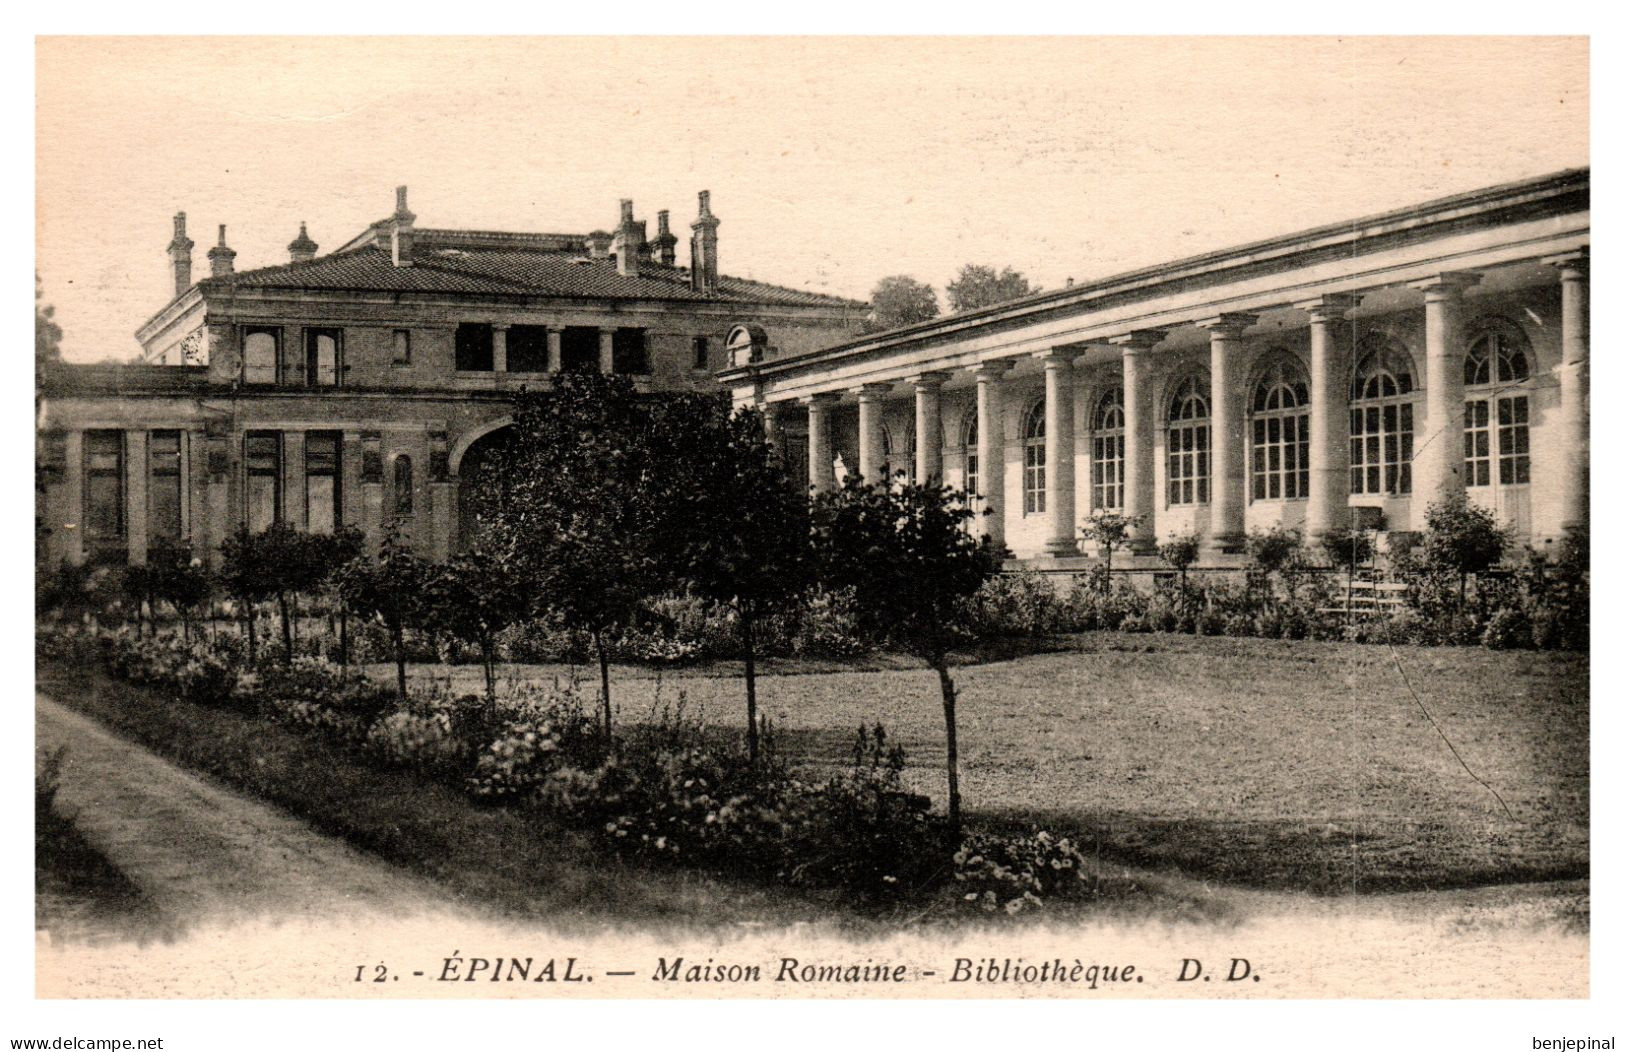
xmin=455 ymin=323 xmax=495 ymax=372
xmin=560 ymin=327 xmax=599 ymax=372
xmin=84 ymin=430 xmax=125 ymax=553
xmin=305 ymin=328 xmax=341 ymax=387
xmin=245 ymin=431 xmax=282 ymax=533
xmin=393 ymin=329 xmax=412 ymax=364
xmin=243 ymin=327 xmax=280 ymax=385
xmin=393 ymin=455 xmax=414 ymax=516
xmin=612 ymin=328 xmax=650 ymax=375
xmin=149 ymin=430 xmax=183 ymax=546
xmin=692 ymin=336 xmax=710 ymax=371
xmin=507 ymin=325 xmax=550 ymax=373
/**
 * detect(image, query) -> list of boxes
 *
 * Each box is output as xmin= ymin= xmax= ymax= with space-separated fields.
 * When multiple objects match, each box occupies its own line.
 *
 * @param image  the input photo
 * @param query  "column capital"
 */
xmin=490 ymin=322 xmax=511 ymax=332
xmin=853 ymin=381 xmax=894 ymax=401
xmin=1542 ymin=248 xmax=1588 ymax=278
xmin=1033 ymin=346 xmax=1083 ymax=367
xmin=1409 ymin=271 xmax=1482 ymax=299
xmin=757 ymin=399 xmax=784 ymax=417
xmin=798 ymin=391 xmax=842 ymax=408
xmin=906 ymin=371 xmax=951 ymax=390
xmin=1196 ymin=313 xmax=1259 ymax=337
xmin=1107 ymin=328 xmax=1168 ymax=350
xmin=970 ymin=359 xmax=1015 ymax=380
xmin=1293 ymin=292 xmax=1363 ymax=319
xmin=546 ymin=324 xmax=565 ymax=333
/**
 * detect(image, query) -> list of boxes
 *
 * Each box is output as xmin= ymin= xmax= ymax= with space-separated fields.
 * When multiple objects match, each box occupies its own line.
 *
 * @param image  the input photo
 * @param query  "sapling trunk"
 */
xmin=593 ymin=627 xmax=612 ymax=737
xmin=391 ymin=620 xmax=408 ymax=700
xmin=277 ymin=591 xmax=294 ymax=664
xmin=933 ymin=651 xmax=963 ymax=844
xmin=338 ymin=605 xmax=350 ymax=666
xmin=741 ymin=605 xmax=759 ymax=765
xmin=481 ymin=637 xmax=497 ymax=721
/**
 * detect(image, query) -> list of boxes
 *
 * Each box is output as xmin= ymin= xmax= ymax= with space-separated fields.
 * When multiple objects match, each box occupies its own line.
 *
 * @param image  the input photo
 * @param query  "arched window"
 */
xmin=1464 ymin=326 xmax=1533 ymax=488
xmin=1022 ymin=400 xmax=1046 ymax=515
xmin=1091 ymin=387 xmax=1125 ymax=511
xmin=243 ymin=328 xmax=280 ymax=385
xmin=1349 ymin=335 xmax=1416 ymax=496
xmin=1166 ymin=376 xmax=1210 ymax=506
xmin=392 ymin=455 xmax=414 ymax=516
xmin=1250 ymin=355 xmax=1310 ymax=501
xmin=960 ymin=412 xmax=979 ymax=499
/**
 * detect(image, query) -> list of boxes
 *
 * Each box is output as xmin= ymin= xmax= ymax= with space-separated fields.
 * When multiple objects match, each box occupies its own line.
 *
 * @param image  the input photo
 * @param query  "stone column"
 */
xmin=62 ymin=430 xmax=84 ymax=566
xmin=760 ymin=401 xmax=783 ymax=467
xmin=1297 ymin=294 xmax=1361 ymax=541
xmin=546 ymin=326 xmax=563 ymax=373
xmin=598 ymin=328 xmax=615 ymax=374
xmin=429 ymin=482 xmax=457 ymax=562
xmin=1199 ymin=314 xmax=1257 ymax=553
xmin=125 ymin=430 xmax=148 ymax=566
xmin=971 ymin=361 xmax=1011 ymax=547
xmin=492 ymin=324 xmax=509 ymax=374
xmin=856 ymin=382 xmax=893 ymax=482
xmin=910 ymin=372 xmax=948 ymax=484
xmin=1410 ymin=272 xmax=1481 ymax=510
xmin=1110 ymin=330 xmax=1166 ymax=553
xmin=802 ymin=393 xmax=839 ymax=494
xmin=283 ymin=430 xmax=306 ymax=531
xmin=1544 ymin=251 xmax=1588 ymax=534
xmin=1036 ymin=349 xmax=1081 ymax=556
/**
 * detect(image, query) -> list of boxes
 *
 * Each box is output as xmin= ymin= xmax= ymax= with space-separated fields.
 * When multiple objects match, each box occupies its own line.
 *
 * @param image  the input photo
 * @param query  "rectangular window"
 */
xmin=965 ymin=451 xmax=979 ymax=502
xmin=1350 ymin=403 xmax=1412 ymax=496
xmin=692 ymin=336 xmax=710 ymax=371
xmin=1497 ymin=396 xmax=1531 ymax=485
xmin=1251 ymin=413 xmax=1309 ymax=501
xmin=243 ymin=327 xmax=280 ymax=385
xmin=1168 ymin=423 xmax=1210 ymax=506
xmin=305 ymin=328 xmax=341 ymax=387
xmin=612 ymin=328 xmax=650 ymax=375
xmin=83 ymin=430 xmax=125 ymax=550
xmin=245 ymin=431 xmax=282 ymax=533
xmin=1092 ymin=433 xmax=1123 ymax=510
xmin=1465 ymin=399 xmax=1492 ymax=487
xmin=1023 ymin=439 xmax=1046 ymax=515
xmin=305 ymin=431 xmax=342 ymax=534
xmin=393 ymin=329 xmax=412 ymax=364
xmin=455 ymin=323 xmax=495 ymax=372
xmin=507 ymin=325 xmax=549 ymax=373
xmin=149 ymin=430 xmax=183 ymax=546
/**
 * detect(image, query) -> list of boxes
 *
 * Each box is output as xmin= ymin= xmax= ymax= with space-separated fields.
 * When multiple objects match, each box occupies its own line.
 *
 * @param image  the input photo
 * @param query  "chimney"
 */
xmin=654 ymin=210 xmax=678 ymax=266
xmin=390 ymin=185 xmax=416 ymax=268
xmin=690 ymin=190 xmax=720 ymax=294
xmin=167 ymin=212 xmax=195 ymax=295
xmin=207 ymin=224 xmax=236 ymax=278
xmin=611 ymin=198 xmax=647 ymax=278
xmin=288 ymin=221 xmax=318 ymax=264
xmin=585 ymin=230 xmax=613 ymax=259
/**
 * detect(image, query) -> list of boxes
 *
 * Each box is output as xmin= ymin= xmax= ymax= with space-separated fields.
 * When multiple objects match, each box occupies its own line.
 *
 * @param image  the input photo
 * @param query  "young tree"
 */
xmin=337 ymin=524 xmax=427 ymax=700
xmin=220 ymin=527 xmax=277 ymax=662
xmin=657 ymin=401 xmax=814 ymax=764
xmin=314 ymin=527 xmax=365 ymax=664
xmin=812 ymin=475 xmax=1002 ymax=839
xmin=149 ymin=545 xmax=212 ymax=643
xmin=1079 ymin=510 xmax=1139 ymax=586
xmin=465 ymin=372 xmax=671 ymax=735
xmin=1157 ymin=532 xmax=1201 ymax=598
xmin=945 ymin=264 xmax=1038 ymax=312
xmin=426 ymin=550 xmax=531 ymax=721
xmin=1246 ymin=525 xmax=1302 ymax=604
xmin=1419 ymin=493 xmax=1510 ymax=607
xmin=1319 ymin=526 xmax=1373 ymax=615
xmin=862 ymin=275 xmax=939 ymax=332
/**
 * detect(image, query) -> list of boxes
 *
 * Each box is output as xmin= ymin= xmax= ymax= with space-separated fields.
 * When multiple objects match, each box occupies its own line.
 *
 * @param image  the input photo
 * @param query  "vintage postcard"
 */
xmin=29 ymin=32 xmax=1591 ymax=1030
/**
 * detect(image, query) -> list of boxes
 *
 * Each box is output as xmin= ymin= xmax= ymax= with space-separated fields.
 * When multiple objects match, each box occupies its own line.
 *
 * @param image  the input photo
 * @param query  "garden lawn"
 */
xmin=412 ymin=633 xmax=1588 ymax=895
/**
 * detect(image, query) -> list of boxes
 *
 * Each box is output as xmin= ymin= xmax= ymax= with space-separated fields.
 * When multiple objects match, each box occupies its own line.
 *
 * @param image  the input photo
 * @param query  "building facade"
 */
xmin=37 ymin=188 xmax=866 ymax=567
xmin=722 ymin=170 xmax=1589 ymax=563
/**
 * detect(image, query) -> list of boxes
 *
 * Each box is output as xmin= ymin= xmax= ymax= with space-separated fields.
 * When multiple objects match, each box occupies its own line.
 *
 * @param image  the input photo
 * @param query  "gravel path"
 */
xmin=36 ymin=692 xmax=455 ymax=935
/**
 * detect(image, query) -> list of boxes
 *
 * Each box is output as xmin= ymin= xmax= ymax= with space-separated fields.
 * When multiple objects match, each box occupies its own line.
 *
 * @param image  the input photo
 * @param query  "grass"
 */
xmin=37 ymin=656 xmax=1213 ymax=936
xmin=404 ymin=633 xmax=1589 ymax=894
xmin=36 ymin=804 xmax=164 ymax=943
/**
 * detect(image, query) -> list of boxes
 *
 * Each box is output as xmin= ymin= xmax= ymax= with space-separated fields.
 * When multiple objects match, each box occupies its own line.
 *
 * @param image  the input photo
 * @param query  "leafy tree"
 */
xmin=1419 ymin=493 xmax=1510 ymax=606
xmin=36 ymin=273 xmax=62 ymax=373
xmin=862 ymin=275 xmax=939 ymax=332
xmin=1079 ymin=510 xmax=1139 ymax=586
xmin=148 ymin=544 xmax=212 ymax=643
xmin=1157 ymin=532 xmax=1201 ymax=596
xmin=945 ymin=264 xmax=1037 ymax=312
xmin=812 ymin=475 xmax=1001 ymax=839
xmin=1246 ymin=525 xmax=1302 ymax=604
xmin=313 ymin=528 xmax=365 ymax=664
xmin=1320 ymin=526 xmax=1373 ymax=614
xmin=656 ymin=401 xmax=814 ymax=764
xmin=466 ymin=372 xmax=673 ymax=734
xmin=337 ymin=523 xmax=428 ymax=699
xmin=426 ymin=550 xmax=531 ymax=720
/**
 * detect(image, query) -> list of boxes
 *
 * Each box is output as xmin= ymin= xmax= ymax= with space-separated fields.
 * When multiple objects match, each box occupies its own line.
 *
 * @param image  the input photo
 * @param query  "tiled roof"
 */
xmin=201 ymin=241 xmax=865 ymax=309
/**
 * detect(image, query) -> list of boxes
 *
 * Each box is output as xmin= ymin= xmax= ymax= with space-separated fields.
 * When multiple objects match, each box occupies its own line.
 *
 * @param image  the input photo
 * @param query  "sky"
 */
xmin=35 ymin=36 xmax=1588 ymax=362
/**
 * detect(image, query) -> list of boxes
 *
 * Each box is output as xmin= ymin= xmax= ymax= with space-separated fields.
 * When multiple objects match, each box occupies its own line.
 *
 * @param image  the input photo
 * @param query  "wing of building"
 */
xmin=37 ymin=188 xmax=866 ymax=567
xmin=720 ymin=169 xmax=1588 ymax=561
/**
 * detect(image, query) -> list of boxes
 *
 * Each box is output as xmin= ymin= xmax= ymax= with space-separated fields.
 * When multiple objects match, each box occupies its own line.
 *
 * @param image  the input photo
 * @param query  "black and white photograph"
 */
xmin=18 ymin=27 xmax=1605 ymax=1046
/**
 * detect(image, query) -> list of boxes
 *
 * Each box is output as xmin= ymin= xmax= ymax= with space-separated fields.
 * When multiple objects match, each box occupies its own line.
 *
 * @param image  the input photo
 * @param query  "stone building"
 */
xmin=37 ymin=188 xmax=866 ymax=567
xmin=722 ymin=169 xmax=1589 ymax=563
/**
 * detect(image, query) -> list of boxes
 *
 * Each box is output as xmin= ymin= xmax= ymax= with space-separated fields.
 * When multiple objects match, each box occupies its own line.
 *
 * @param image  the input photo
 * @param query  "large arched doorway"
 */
xmin=455 ymin=424 xmax=516 ymax=552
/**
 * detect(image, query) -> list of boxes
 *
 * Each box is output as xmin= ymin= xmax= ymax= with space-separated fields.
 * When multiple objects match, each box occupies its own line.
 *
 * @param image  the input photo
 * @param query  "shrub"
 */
xmin=256 ymin=657 xmax=397 ymax=726
xmin=1481 ymin=607 xmax=1533 ymax=651
xmin=36 ymin=745 xmax=67 ymax=822
xmin=970 ymin=572 xmax=1065 ymax=637
xmin=1319 ymin=527 xmax=1373 ymax=570
xmin=954 ymin=829 xmax=1097 ymax=915
xmin=366 ymin=709 xmax=472 ymax=777
xmin=1157 ymin=533 xmax=1201 ymax=592
xmin=1246 ymin=525 xmax=1301 ymax=577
